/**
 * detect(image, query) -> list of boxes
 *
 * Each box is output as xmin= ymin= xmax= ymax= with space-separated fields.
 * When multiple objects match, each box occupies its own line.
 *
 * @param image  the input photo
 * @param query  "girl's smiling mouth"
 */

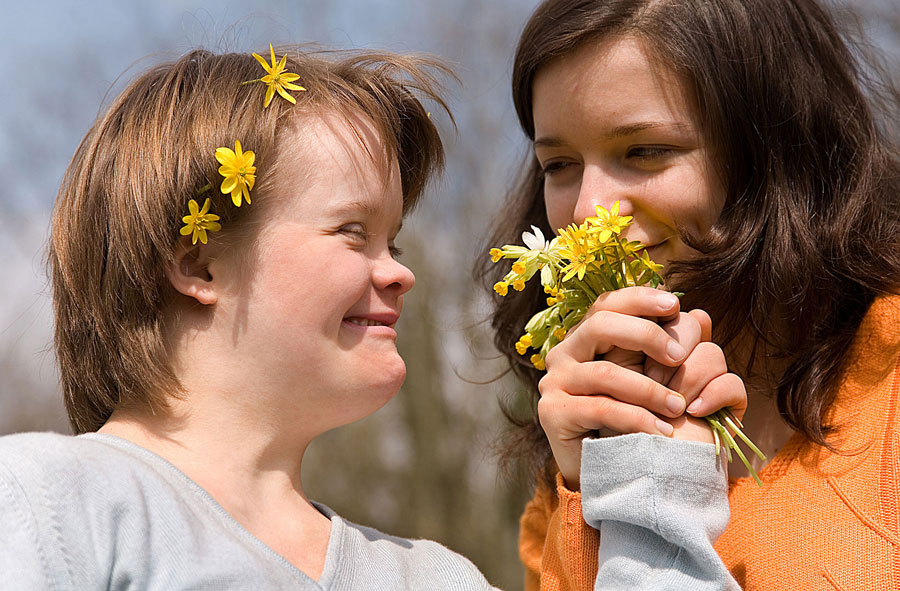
xmin=342 ymin=313 xmax=400 ymax=334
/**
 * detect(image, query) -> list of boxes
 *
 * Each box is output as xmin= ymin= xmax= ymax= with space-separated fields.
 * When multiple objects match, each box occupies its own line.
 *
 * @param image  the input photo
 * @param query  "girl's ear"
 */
xmin=166 ymin=236 xmax=220 ymax=305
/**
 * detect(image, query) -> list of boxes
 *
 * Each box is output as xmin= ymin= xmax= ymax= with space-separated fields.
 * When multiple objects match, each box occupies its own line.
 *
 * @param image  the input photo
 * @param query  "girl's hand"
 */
xmin=537 ymin=287 xmax=745 ymax=490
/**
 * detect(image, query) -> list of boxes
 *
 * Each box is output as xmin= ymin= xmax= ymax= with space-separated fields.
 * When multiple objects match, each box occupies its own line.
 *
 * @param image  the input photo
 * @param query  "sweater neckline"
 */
xmin=80 ymin=432 xmax=343 ymax=587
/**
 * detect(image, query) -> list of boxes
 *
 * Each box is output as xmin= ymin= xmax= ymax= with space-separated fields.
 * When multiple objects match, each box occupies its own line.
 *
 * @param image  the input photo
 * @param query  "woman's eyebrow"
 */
xmin=534 ymin=121 xmax=693 ymax=148
xmin=603 ymin=121 xmax=692 ymax=139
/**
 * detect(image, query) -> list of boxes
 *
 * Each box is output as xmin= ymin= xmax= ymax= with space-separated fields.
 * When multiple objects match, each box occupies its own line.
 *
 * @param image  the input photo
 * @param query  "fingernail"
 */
xmin=686 ymin=396 xmax=703 ymax=414
xmin=656 ymin=419 xmax=674 ymax=437
xmin=666 ymin=394 xmax=685 ymax=415
xmin=667 ymin=340 xmax=686 ymax=361
xmin=657 ymin=292 xmax=678 ymax=309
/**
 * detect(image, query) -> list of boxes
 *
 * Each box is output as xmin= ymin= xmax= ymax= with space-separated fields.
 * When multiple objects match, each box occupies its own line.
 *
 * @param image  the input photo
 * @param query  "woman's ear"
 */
xmin=166 ymin=236 xmax=220 ymax=305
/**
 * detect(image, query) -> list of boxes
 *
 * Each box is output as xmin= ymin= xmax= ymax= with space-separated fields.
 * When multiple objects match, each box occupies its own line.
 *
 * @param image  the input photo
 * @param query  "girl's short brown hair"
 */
xmin=51 ymin=47 xmax=451 ymax=434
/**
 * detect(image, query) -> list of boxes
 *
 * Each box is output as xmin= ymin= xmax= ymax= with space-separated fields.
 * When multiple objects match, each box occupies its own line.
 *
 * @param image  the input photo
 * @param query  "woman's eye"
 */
xmin=541 ymin=161 xmax=574 ymax=176
xmin=626 ymin=146 xmax=673 ymax=160
xmin=389 ymin=244 xmax=403 ymax=258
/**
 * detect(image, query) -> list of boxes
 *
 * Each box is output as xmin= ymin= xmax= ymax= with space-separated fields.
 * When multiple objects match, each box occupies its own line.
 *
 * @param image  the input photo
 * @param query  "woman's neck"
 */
xmin=727 ymin=385 xmax=796 ymax=479
xmin=721 ymin=335 xmax=797 ymax=479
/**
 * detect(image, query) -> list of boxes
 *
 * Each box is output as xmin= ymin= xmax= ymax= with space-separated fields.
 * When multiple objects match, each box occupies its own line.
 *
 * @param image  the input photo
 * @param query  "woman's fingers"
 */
xmin=549 ymin=310 xmax=687 ymax=367
xmin=688 ymin=308 xmax=712 ymax=342
xmin=684 ymin=372 xmax=748 ymax=421
xmin=538 ymin=381 xmax=677 ymax=490
xmin=668 ymin=342 xmax=728 ymax=403
xmin=538 ymin=389 xmax=675 ymax=440
xmin=584 ymin=286 xmax=681 ymax=320
xmin=541 ymin=359 xmax=687 ymax=418
xmin=643 ymin=312 xmax=704 ymax=385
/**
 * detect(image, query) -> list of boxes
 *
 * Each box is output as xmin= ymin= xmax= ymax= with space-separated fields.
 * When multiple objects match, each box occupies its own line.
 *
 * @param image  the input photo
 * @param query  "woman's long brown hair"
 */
xmin=478 ymin=0 xmax=900 ymax=483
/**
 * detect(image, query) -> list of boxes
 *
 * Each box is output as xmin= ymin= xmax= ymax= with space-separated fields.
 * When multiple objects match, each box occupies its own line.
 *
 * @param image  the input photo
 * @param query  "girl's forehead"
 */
xmin=275 ymin=113 xmax=396 ymax=186
xmin=266 ymin=116 xmax=402 ymax=221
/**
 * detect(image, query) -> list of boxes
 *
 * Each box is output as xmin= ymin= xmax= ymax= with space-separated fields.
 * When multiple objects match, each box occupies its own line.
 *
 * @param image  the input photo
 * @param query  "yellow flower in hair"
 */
xmin=215 ymin=141 xmax=256 ymax=206
xmin=251 ymin=44 xmax=307 ymax=107
xmin=180 ymin=198 xmax=221 ymax=245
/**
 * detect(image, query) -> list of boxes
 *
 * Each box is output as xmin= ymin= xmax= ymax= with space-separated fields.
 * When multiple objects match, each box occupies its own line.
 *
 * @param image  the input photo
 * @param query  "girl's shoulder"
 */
xmin=0 ymin=431 xmax=156 ymax=484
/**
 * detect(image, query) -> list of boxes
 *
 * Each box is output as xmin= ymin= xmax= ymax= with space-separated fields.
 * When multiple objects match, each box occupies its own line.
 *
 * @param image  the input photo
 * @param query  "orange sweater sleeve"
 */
xmin=519 ymin=473 xmax=600 ymax=591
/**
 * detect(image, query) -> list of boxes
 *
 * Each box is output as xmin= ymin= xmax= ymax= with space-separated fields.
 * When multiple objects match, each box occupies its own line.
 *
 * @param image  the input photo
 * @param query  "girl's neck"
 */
xmin=99 ymin=406 xmax=332 ymax=579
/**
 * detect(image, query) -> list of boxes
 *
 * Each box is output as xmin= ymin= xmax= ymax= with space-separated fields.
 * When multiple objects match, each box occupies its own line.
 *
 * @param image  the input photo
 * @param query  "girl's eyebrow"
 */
xmin=534 ymin=121 xmax=693 ymax=148
xmin=332 ymin=198 xmax=379 ymax=217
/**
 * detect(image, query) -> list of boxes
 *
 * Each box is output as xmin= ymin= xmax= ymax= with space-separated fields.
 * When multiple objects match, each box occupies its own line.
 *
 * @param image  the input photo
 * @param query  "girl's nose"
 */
xmin=374 ymin=255 xmax=415 ymax=296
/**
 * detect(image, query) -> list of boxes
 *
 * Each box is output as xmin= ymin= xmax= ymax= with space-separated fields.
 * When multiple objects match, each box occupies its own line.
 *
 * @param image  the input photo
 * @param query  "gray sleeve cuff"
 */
xmin=580 ymin=433 xmax=740 ymax=591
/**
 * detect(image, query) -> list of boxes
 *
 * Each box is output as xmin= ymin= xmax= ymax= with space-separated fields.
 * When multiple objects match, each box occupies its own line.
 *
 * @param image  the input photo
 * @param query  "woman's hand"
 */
xmin=537 ymin=287 xmax=745 ymax=490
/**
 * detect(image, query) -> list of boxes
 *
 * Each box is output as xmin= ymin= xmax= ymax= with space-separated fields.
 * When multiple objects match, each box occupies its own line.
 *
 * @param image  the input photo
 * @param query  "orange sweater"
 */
xmin=520 ymin=296 xmax=900 ymax=591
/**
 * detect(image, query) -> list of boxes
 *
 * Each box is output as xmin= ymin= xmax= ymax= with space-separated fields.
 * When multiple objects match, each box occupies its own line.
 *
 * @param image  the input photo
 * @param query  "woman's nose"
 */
xmin=572 ymin=164 xmax=628 ymax=224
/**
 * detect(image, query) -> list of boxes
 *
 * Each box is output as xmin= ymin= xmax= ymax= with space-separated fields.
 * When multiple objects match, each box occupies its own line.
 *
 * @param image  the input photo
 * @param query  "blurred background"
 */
xmin=1 ymin=0 xmax=897 ymax=588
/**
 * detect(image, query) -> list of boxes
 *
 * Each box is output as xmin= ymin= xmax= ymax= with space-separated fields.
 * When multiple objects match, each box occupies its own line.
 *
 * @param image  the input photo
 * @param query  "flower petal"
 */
xmin=252 ymin=52 xmax=272 ymax=73
xmin=221 ymin=177 xmax=237 ymax=194
xmin=215 ymin=147 xmax=235 ymax=165
xmin=275 ymin=85 xmax=297 ymax=104
xmin=264 ymin=85 xmax=275 ymax=107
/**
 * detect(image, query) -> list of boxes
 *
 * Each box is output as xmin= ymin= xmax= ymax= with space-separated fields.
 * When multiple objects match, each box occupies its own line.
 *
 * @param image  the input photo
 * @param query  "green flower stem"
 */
xmin=613 ymin=237 xmax=636 ymax=286
xmin=705 ymin=409 xmax=766 ymax=486
xmin=724 ymin=415 xmax=766 ymax=461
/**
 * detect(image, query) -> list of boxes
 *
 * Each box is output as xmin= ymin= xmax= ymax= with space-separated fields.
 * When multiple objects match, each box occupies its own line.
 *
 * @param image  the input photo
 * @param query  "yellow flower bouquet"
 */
xmin=490 ymin=203 xmax=765 ymax=484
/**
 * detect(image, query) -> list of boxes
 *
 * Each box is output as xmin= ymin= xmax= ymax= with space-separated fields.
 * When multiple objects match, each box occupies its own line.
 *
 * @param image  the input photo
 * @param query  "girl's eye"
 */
xmin=340 ymin=223 xmax=370 ymax=243
xmin=389 ymin=245 xmax=403 ymax=258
